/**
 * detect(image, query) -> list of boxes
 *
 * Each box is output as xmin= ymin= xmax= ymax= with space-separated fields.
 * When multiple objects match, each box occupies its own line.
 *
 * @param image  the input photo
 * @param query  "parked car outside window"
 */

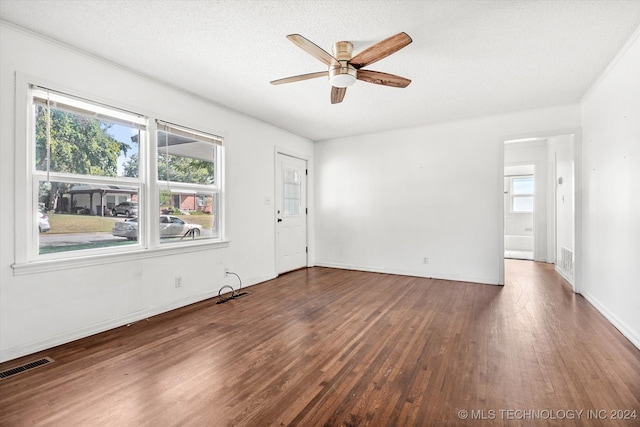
xmin=111 ymin=201 xmax=138 ymax=217
xmin=38 ymin=211 xmax=50 ymax=233
xmin=111 ymin=215 xmax=203 ymax=240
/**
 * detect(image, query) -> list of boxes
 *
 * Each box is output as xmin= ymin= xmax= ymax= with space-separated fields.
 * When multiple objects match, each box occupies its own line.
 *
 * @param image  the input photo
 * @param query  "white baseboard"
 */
xmin=581 ymin=291 xmax=640 ymax=351
xmin=0 ymin=273 xmax=278 ymax=363
xmin=314 ymin=262 xmax=501 ymax=285
xmin=555 ymin=265 xmax=575 ymax=287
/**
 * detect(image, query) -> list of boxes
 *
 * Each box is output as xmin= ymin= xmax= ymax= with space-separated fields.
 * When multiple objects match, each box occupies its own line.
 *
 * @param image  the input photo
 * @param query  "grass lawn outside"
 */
xmin=180 ymin=214 xmax=214 ymax=229
xmin=48 ymin=214 xmax=118 ymax=233
xmin=47 ymin=213 xmax=214 ymax=234
xmin=39 ymin=239 xmax=135 ymax=254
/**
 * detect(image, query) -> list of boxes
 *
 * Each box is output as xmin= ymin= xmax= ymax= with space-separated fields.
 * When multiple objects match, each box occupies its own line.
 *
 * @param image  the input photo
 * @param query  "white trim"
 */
xmin=581 ymin=24 xmax=640 ymax=103
xmin=15 ymin=72 xmax=34 ymax=266
xmin=573 ymin=130 xmax=583 ymax=295
xmin=32 ymin=85 xmax=147 ymax=128
xmin=555 ymin=265 xmax=574 ymax=286
xmin=12 ymin=240 xmax=230 ymax=276
xmin=32 ymin=171 xmax=141 ymax=186
xmin=315 ymin=262 xmax=501 ymax=286
xmin=275 ymin=147 xmax=310 ymax=162
xmin=497 ymin=132 xmax=505 ymax=285
xmin=509 ymin=175 xmax=535 ymax=213
xmin=582 ymin=292 xmax=640 ymax=351
xmin=0 ymin=268 xmax=273 ymax=363
xmin=499 ymin=128 xmax=582 ymax=292
xmin=157 ymin=120 xmax=223 ymax=146
xmin=14 ymin=72 xmax=226 ymax=266
xmin=274 ymin=147 xmax=311 ymax=274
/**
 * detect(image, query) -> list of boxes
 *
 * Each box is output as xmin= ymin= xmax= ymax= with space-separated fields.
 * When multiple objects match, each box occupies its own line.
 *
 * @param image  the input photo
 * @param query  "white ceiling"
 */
xmin=2 ymin=0 xmax=639 ymax=141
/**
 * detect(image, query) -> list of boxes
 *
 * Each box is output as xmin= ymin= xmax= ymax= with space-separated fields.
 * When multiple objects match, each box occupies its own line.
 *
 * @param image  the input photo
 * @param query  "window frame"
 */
xmin=12 ymin=74 xmax=227 ymax=275
xmin=30 ymin=85 xmax=147 ymax=258
xmin=282 ymin=165 xmax=303 ymax=216
xmin=155 ymin=120 xmax=223 ymax=244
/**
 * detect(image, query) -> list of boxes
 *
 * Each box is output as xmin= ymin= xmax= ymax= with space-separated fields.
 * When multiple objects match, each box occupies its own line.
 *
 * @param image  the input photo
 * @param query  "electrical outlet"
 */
xmin=423 ymin=257 xmax=429 ymax=265
xmin=175 ymin=277 xmax=182 ymax=288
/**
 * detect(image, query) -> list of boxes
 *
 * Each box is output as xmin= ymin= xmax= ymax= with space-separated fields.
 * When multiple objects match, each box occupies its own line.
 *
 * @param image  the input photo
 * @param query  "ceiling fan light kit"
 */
xmin=271 ymin=32 xmax=412 ymax=103
xmin=329 ymin=65 xmax=357 ymax=88
xmin=329 ymin=41 xmax=357 ymax=87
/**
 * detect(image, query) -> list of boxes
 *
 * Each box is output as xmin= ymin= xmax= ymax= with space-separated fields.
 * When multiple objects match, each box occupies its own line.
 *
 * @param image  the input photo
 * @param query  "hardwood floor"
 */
xmin=1 ymin=261 xmax=639 ymax=426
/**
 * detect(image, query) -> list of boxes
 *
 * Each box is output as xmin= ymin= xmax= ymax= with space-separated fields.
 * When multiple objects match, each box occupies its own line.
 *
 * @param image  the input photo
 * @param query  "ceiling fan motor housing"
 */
xmin=330 ymin=41 xmax=357 ymax=87
xmin=271 ymin=32 xmax=412 ymax=102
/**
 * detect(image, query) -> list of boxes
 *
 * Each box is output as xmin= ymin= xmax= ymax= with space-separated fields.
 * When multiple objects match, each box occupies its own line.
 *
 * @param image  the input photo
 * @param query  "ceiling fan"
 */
xmin=270 ymin=32 xmax=412 ymax=104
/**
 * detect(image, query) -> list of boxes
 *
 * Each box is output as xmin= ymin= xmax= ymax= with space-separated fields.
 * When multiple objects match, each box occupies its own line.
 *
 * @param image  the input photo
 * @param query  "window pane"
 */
xmin=38 ymin=180 xmax=139 ymax=254
xmin=158 ymin=190 xmax=219 ymax=242
xmin=283 ymin=167 xmax=301 ymax=215
xmin=157 ymin=130 xmax=215 ymax=185
xmin=513 ymin=176 xmax=534 ymax=195
xmin=513 ymin=195 xmax=534 ymax=212
xmin=34 ymin=105 xmax=140 ymax=178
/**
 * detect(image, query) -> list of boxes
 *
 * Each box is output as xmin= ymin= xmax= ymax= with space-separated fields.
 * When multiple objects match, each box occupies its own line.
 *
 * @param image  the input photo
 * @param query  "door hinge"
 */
xmin=305 ymin=207 xmax=308 ymax=214
xmin=306 ymin=246 xmax=308 ymax=253
xmin=305 ymin=169 xmax=308 ymax=176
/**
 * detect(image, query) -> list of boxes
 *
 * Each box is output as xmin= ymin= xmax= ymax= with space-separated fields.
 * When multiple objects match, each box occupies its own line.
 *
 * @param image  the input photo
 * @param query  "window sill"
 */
xmin=11 ymin=239 xmax=230 ymax=276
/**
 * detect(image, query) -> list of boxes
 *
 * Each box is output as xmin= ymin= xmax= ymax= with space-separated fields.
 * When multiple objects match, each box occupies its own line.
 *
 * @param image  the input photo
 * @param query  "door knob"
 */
xmin=277 ymin=218 xmax=282 ymax=222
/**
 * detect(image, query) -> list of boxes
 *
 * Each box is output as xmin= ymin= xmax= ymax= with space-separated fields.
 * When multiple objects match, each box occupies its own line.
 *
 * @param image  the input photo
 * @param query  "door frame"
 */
xmin=503 ymin=165 xmax=536 ymax=261
xmin=274 ymin=147 xmax=311 ymax=275
xmin=498 ymin=128 xmax=582 ymax=293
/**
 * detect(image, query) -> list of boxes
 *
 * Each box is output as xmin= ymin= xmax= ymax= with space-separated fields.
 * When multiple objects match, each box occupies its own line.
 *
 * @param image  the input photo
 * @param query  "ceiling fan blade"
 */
xmin=356 ymin=69 xmax=411 ymax=88
xmin=270 ymin=71 xmax=329 ymax=85
xmin=331 ymin=86 xmax=346 ymax=104
xmin=287 ymin=34 xmax=339 ymax=67
xmin=349 ymin=32 xmax=412 ymax=69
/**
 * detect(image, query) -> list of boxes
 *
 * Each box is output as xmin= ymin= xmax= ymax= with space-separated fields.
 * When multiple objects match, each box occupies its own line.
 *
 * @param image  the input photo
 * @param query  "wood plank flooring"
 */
xmin=1 ymin=261 xmax=639 ymax=426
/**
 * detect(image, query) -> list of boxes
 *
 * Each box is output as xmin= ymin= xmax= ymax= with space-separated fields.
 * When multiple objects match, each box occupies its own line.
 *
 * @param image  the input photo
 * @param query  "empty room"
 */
xmin=0 ymin=1 xmax=639 ymax=425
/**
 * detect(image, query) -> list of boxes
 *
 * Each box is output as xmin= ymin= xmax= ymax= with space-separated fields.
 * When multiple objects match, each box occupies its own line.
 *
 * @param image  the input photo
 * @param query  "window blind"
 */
xmin=156 ymin=120 xmax=223 ymax=146
xmin=32 ymin=85 xmax=147 ymax=129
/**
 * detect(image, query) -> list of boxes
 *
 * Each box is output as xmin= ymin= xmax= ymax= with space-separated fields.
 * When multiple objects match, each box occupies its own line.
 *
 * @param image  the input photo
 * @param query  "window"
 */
xmin=282 ymin=166 xmax=302 ymax=216
xmin=510 ymin=176 xmax=534 ymax=213
xmin=23 ymin=84 xmax=224 ymax=263
xmin=157 ymin=121 xmax=222 ymax=242
xmin=32 ymin=86 xmax=144 ymax=255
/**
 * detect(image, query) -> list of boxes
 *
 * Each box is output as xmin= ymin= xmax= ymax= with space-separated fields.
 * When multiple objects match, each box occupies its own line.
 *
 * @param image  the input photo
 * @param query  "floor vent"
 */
xmin=0 ymin=357 xmax=54 ymax=380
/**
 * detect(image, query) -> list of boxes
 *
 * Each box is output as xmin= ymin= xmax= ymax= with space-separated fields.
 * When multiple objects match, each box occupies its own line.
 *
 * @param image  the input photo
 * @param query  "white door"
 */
xmin=276 ymin=153 xmax=307 ymax=274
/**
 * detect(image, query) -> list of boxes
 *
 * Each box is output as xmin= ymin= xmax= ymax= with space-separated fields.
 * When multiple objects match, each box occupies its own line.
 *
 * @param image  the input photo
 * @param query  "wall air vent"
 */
xmin=558 ymin=246 xmax=575 ymax=283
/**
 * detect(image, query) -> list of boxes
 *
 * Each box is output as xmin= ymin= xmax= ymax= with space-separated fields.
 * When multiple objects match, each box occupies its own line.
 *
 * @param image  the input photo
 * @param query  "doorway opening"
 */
xmin=504 ymin=168 xmax=535 ymax=260
xmin=501 ymin=132 xmax=579 ymax=291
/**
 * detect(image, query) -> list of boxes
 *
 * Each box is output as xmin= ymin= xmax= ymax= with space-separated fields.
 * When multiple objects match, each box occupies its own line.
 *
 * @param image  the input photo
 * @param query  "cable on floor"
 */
xmin=216 ymin=271 xmax=249 ymax=304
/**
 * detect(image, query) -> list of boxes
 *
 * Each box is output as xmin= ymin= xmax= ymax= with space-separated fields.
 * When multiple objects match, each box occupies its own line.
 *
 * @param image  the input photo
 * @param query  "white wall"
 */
xmin=315 ymin=105 xmax=581 ymax=284
xmin=3 ymin=21 xmax=638 ymax=363
xmin=0 ymin=23 xmax=314 ymax=362
xmin=581 ymin=29 xmax=640 ymax=348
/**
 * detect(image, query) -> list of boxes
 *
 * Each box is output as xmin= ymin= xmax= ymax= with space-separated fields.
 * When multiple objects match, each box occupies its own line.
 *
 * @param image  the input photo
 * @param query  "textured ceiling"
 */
xmin=1 ymin=0 xmax=639 ymax=141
